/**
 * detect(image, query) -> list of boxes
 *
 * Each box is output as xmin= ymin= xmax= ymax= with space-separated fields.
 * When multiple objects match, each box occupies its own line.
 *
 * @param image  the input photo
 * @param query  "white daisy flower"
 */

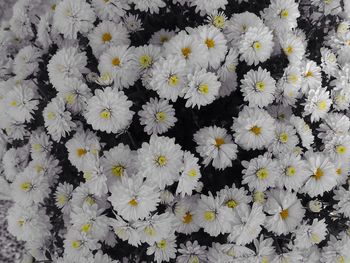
xmin=321 ymin=235 xmax=350 ymax=263
xmin=177 ymin=241 xmax=208 ymax=263
xmin=123 ymin=14 xmax=144 ymax=33
xmin=13 ymin=45 xmax=42 ymax=79
xmin=55 ymin=182 xmax=74 ymax=214
xmin=91 ymin=0 xmax=130 ymax=21
xmin=302 ymin=151 xmax=338 ymax=197
xmin=84 ymin=86 xmax=134 ymax=134
xmin=242 ymin=153 xmax=278 ymax=192
xmin=98 ymin=45 xmax=139 ymax=89
xmin=301 ymin=60 xmax=322 ymax=93
xmin=205 ymin=11 xmax=228 ymax=30
xmin=232 ymin=106 xmax=276 ymax=150
xmin=149 ymin=29 xmax=176 ymax=46
xmin=176 ymin=151 xmax=201 ymax=197
xmin=321 ymin=47 xmax=338 ymax=77
xmin=138 ymin=97 xmax=177 ymax=135
xmin=324 ymin=134 xmax=350 ymax=161
xmin=193 ymin=126 xmax=238 ymax=170
xmin=149 ymin=55 xmax=187 ymax=102
xmin=137 ymin=135 xmax=183 ymax=189
xmin=289 ymin=116 xmax=314 ymax=149
xmin=294 ymin=219 xmax=328 ymax=249
xmin=217 ymin=184 xmax=252 ymax=211
xmin=268 ymin=122 xmax=299 ymax=156
xmin=190 ymin=0 xmax=227 ymax=16
xmin=174 ymin=195 xmax=200 ymax=234
xmin=129 ymin=0 xmax=166 ymax=14
xmin=217 ymin=48 xmax=239 ymax=97
xmin=93 ymin=251 xmax=120 ymax=263
xmin=264 ymin=189 xmax=305 ymax=235
xmin=29 ymin=129 xmax=53 ymax=159
xmin=228 ymin=203 xmax=266 ymax=245
xmin=184 ymin=69 xmax=221 ymax=108
xmin=238 ymin=25 xmax=274 ymax=66
xmin=43 ymin=97 xmax=76 ymax=142
xmin=135 ymin=44 xmax=161 ymax=73
xmin=82 ymin=156 xmax=109 ymax=197
xmin=71 ymin=183 xmax=109 ymax=210
xmin=241 ymin=67 xmax=276 ymax=108
xmin=89 ymin=21 xmax=129 ymax=58
xmin=146 ymin=233 xmax=177 ymax=263
xmin=303 ymin=87 xmax=332 ymax=123
xmin=280 ymin=32 xmax=306 ymax=65
xmin=53 ymin=0 xmax=96 ymax=39
xmin=108 ymin=175 xmax=160 ymax=221
xmin=3 ymin=145 xmax=30 ymax=183
xmin=334 ymin=187 xmax=350 ymax=218
xmin=109 ymin=215 xmax=141 ymax=247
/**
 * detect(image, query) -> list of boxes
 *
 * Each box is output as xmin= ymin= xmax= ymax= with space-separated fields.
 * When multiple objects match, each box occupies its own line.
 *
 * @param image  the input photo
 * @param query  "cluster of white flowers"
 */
xmin=1 ymin=0 xmax=350 ymax=262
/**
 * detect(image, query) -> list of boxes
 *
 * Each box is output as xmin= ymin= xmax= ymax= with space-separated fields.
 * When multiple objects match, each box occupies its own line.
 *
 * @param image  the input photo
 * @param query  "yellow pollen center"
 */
xmin=256 ymin=81 xmax=265 ymax=91
xmin=112 ymin=57 xmax=120 ymax=66
xmin=168 ymin=75 xmax=179 ymax=86
xmin=280 ymin=209 xmax=289 ymax=220
xmin=160 ymin=36 xmax=169 ymax=43
xmin=20 ymin=182 xmax=32 ymax=192
xmin=128 ymin=198 xmax=138 ymax=207
xmin=226 ymin=199 xmax=238 ymax=208
xmin=250 ymin=125 xmax=261 ymax=135
xmin=157 ymin=239 xmax=167 ymax=249
xmin=81 ymin=223 xmax=91 ymax=233
xmin=285 ymin=45 xmax=293 ymax=55
xmin=71 ymin=240 xmax=81 ymax=249
xmin=310 ymin=233 xmax=321 ymax=243
xmin=18 ymin=218 xmax=25 ymax=227
xmin=204 ymin=211 xmax=216 ymax=221
xmin=215 ymin=137 xmax=225 ymax=148
xmin=76 ymin=148 xmax=87 ymax=157
xmin=100 ymin=110 xmax=111 ymax=119
xmin=102 ymin=32 xmax=112 ymax=42
xmin=85 ymin=196 xmax=95 ymax=205
xmin=279 ymin=132 xmax=289 ymax=143
xmin=188 ymin=169 xmax=197 ymax=177
xmin=288 ymin=74 xmax=298 ymax=84
xmin=181 ymin=47 xmax=192 ymax=59
xmin=280 ymin=9 xmax=289 ymax=18
xmin=183 ymin=212 xmax=193 ymax=224
xmin=313 ymin=168 xmax=324 ymax=180
xmin=338 ymin=256 xmax=345 ymax=263
xmin=318 ymin=100 xmax=328 ymax=110
xmin=198 ymin=83 xmax=209 ymax=94
xmin=156 ymin=155 xmax=167 ymax=166
xmin=305 ymin=71 xmax=313 ymax=77
xmin=156 ymin=111 xmax=166 ymax=122
xmin=253 ymin=41 xmax=261 ymax=50
xmin=144 ymin=226 xmax=156 ymax=236
xmin=32 ymin=143 xmax=42 ymax=152
xmin=205 ymin=38 xmax=215 ymax=49
xmin=336 ymin=145 xmax=346 ymax=155
xmin=10 ymin=100 xmax=18 ymax=106
xmin=47 ymin=112 xmax=56 ymax=120
xmin=51 ymin=4 xmax=56 ymax=11
xmin=57 ymin=194 xmax=67 ymax=205
xmin=213 ymin=16 xmax=225 ymax=28
xmin=112 ymin=165 xmax=124 ymax=177
xmin=139 ymin=54 xmax=152 ymax=68
xmin=256 ymin=168 xmax=269 ymax=180
xmin=286 ymin=166 xmax=296 ymax=176
xmin=336 ymin=168 xmax=342 ymax=175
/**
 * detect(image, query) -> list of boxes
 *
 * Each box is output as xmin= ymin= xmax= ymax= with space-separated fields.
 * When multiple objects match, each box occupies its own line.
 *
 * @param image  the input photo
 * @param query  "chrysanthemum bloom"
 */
xmin=82 ymin=157 xmax=108 ymax=197
xmin=268 ymin=122 xmax=299 ymax=156
xmin=53 ymin=0 xmax=96 ymax=39
xmin=135 ymin=45 xmax=161 ymax=73
xmin=89 ymin=21 xmax=130 ymax=58
xmin=217 ymin=48 xmax=238 ymax=97
xmin=138 ymin=97 xmax=177 ymax=135
xmin=177 ymin=241 xmax=208 ymax=263
xmin=294 ymin=219 xmax=328 ymax=249
xmin=264 ymin=189 xmax=305 ymax=235
xmin=149 ymin=55 xmax=187 ymax=102
xmin=13 ymin=45 xmax=42 ymax=79
xmin=91 ymin=0 xmax=130 ymax=21
xmin=241 ymin=67 xmax=276 ymax=108
xmin=129 ymin=0 xmax=166 ymax=14
xmin=194 ymin=126 xmax=238 ymax=170
xmin=137 ymin=135 xmax=183 ymax=189
xmin=191 ymin=0 xmax=228 ymax=16
xmin=184 ymin=69 xmax=221 ymax=108
xmin=238 ymin=25 xmax=274 ymax=66
xmin=109 ymin=215 xmax=141 ymax=247
xmin=289 ymin=116 xmax=314 ymax=149
xmin=98 ymin=45 xmax=139 ymax=89
xmin=55 ymin=182 xmax=74 ymax=215
xmin=85 ymin=87 xmax=134 ymax=134
xmin=108 ymin=175 xmax=160 ymax=221
xmin=334 ymin=187 xmax=350 ymax=218
xmin=174 ymin=195 xmax=200 ymax=234
xmin=280 ymin=33 xmax=306 ymax=65
xmin=303 ymin=87 xmax=332 ymax=123
xmin=301 ymin=60 xmax=322 ymax=93
xmin=146 ymin=233 xmax=177 ymax=263
xmin=232 ymin=106 xmax=275 ymax=150
xmin=217 ymin=184 xmax=252 ymax=211
xmin=242 ymin=153 xmax=278 ymax=192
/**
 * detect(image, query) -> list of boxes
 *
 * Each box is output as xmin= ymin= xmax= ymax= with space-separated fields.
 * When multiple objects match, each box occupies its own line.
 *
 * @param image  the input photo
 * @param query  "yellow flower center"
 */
xmin=256 ymin=168 xmax=269 ymax=180
xmin=226 ymin=199 xmax=238 ymax=208
xmin=51 ymin=4 xmax=56 ymax=11
xmin=254 ymin=191 xmax=265 ymax=203
xmin=285 ymin=45 xmax=293 ymax=55
xmin=35 ymin=165 xmax=43 ymax=173
xmin=188 ymin=169 xmax=197 ymax=177
xmin=213 ymin=16 xmax=225 ymax=28
xmin=305 ymin=71 xmax=313 ymax=77
xmin=157 ymin=239 xmax=167 ymax=249
xmin=139 ymin=54 xmax=152 ymax=68
xmin=85 ymin=196 xmax=95 ymax=205
xmin=205 ymin=38 xmax=215 ymax=49
xmin=279 ymin=132 xmax=289 ymax=143
xmin=280 ymin=209 xmax=289 ymax=220
xmin=128 ymin=198 xmax=138 ymax=207
xmin=286 ymin=166 xmax=296 ymax=176
xmin=144 ymin=226 xmax=156 ymax=236
xmin=83 ymin=171 xmax=92 ymax=181
xmin=112 ymin=57 xmax=120 ymax=66
xmin=204 ymin=211 xmax=215 ymax=222
xmin=32 ymin=143 xmax=42 ymax=152
xmin=318 ymin=100 xmax=328 ymax=110
xmin=100 ymin=110 xmax=111 ymax=119
xmin=71 ymin=240 xmax=81 ymax=249
xmin=336 ymin=145 xmax=346 ymax=155
xmin=112 ymin=165 xmax=124 ymax=177
xmin=198 ymin=83 xmax=209 ymax=94
xmin=181 ymin=47 xmax=192 ymax=59
xmin=313 ymin=168 xmax=324 ymax=180
xmin=288 ymin=74 xmax=298 ymax=84
xmin=324 ymin=0 xmax=333 ymax=4
xmin=261 ymin=257 xmax=269 ymax=263
xmin=255 ymin=81 xmax=265 ymax=91
xmin=156 ymin=111 xmax=166 ymax=122
xmin=160 ymin=36 xmax=169 ymax=43
xmin=47 ymin=111 xmax=56 ymax=120
xmin=65 ymin=93 xmax=75 ymax=105
xmin=183 ymin=212 xmax=193 ymax=224
xmin=189 ymin=256 xmax=200 ymax=263
xmin=336 ymin=168 xmax=342 ymax=175
xmin=76 ymin=148 xmax=87 ymax=157
xmin=102 ymin=32 xmax=112 ymax=42
xmin=156 ymin=155 xmax=167 ymax=166
xmin=215 ymin=137 xmax=225 ymax=148
xmin=57 ymin=194 xmax=67 ymax=205
xmin=280 ymin=9 xmax=289 ymax=18
xmin=310 ymin=233 xmax=321 ymax=244
xmin=168 ymin=75 xmax=179 ymax=86
xmin=18 ymin=218 xmax=25 ymax=227
xmin=338 ymin=256 xmax=345 ymax=263
xmin=250 ymin=125 xmax=261 ymax=135
xmin=81 ymin=223 xmax=91 ymax=233
xmin=253 ymin=41 xmax=261 ymax=50
xmin=10 ymin=100 xmax=18 ymax=107
xmin=20 ymin=182 xmax=32 ymax=192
